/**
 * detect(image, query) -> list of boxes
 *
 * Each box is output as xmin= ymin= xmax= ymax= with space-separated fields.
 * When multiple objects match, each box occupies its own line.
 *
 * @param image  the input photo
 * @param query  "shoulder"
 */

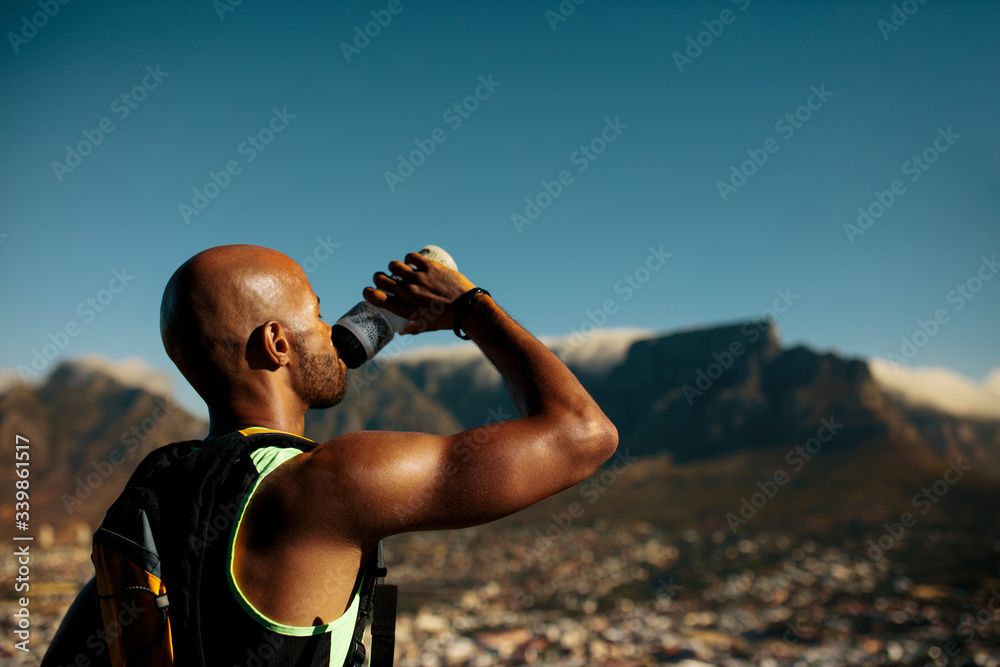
xmin=260 ymin=431 xmax=397 ymax=539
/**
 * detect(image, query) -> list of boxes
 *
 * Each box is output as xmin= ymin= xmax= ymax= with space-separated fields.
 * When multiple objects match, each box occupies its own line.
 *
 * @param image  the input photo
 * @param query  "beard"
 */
xmin=299 ymin=350 xmax=346 ymax=409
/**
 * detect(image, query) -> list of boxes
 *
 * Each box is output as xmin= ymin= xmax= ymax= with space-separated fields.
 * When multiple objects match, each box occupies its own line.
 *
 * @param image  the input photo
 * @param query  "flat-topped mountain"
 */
xmin=2 ymin=323 xmax=997 ymax=538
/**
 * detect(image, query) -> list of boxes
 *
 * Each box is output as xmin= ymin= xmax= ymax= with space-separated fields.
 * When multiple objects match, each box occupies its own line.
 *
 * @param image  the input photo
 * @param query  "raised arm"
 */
xmin=290 ymin=252 xmax=619 ymax=543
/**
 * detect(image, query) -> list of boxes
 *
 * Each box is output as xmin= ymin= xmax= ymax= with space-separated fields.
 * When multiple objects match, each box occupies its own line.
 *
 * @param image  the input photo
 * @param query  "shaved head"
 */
xmin=161 ymin=244 xmax=344 ymax=412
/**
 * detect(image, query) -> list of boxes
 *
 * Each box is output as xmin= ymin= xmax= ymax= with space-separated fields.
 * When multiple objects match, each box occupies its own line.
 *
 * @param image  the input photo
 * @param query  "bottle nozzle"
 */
xmin=331 ymin=325 xmax=368 ymax=369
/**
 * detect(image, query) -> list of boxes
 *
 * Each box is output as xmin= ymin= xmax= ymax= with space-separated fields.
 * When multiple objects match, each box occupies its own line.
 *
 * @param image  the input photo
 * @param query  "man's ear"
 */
xmin=262 ymin=320 xmax=293 ymax=366
xmin=247 ymin=321 xmax=293 ymax=370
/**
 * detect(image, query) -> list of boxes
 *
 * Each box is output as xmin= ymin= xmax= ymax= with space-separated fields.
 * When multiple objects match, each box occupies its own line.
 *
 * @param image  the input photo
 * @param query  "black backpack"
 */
xmin=92 ymin=435 xmax=397 ymax=666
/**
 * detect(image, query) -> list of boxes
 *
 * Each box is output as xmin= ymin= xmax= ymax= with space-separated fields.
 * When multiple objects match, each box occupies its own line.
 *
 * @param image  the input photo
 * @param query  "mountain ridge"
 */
xmin=2 ymin=321 xmax=998 ymax=540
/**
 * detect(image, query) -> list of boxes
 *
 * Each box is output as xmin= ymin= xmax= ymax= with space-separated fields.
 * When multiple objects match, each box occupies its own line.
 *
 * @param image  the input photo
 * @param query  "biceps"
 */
xmin=412 ymin=419 xmax=582 ymax=530
xmin=305 ymin=422 xmax=589 ymax=540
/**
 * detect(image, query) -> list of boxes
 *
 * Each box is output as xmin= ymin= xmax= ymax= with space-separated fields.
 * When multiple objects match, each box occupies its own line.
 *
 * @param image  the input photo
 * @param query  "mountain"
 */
xmin=393 ymin=323 xmax=1000 ymax=472
xmin=387 ymin=323 xmax=1000 ymax=536
xmin=868 ymin=359 xmax=1000 ymax=479
xmin=304 ymin=363 xmax=463 ymax=439
xmin=0 ymin=358 xmax=465 ymax=533
xmin=0 ymin=360 xmax=207 ymax=532
xmin=2 ymin=323 xmax=999 ymax=540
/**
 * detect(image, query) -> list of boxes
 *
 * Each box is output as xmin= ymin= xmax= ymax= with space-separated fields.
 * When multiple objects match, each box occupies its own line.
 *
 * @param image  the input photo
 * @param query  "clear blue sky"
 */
xmin=2 ymin=0 xmax=998 ymax=417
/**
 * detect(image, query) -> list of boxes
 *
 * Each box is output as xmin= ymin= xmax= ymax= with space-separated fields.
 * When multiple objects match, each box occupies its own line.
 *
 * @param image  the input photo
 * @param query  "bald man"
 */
xmin=43 ymin=244 xmax=618 ymax=666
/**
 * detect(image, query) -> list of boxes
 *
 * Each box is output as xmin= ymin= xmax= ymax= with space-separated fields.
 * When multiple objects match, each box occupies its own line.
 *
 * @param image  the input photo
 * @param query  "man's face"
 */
xmin=293 ymin=287 xmax=347 ymax=409
xmin=300 ymin=348 xmax=346 ymax=409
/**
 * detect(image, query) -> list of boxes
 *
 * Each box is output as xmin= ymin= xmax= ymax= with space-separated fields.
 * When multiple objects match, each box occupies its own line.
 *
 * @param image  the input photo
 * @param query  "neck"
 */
xmin=206 ymin=393 xmax=307 ymax=438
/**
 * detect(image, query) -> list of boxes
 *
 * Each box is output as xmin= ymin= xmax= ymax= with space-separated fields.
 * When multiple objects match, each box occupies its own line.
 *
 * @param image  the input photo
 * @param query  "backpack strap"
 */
xmin=370 ymin=541 xmax=397 ymax=667
xmin=345 ymin=541 xmax=396 ymax=666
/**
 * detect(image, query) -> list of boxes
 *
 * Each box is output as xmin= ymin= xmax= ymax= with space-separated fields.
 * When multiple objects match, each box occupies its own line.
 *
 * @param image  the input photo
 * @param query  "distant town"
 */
xmin=5 ymin=521 xmax=998 ymax=666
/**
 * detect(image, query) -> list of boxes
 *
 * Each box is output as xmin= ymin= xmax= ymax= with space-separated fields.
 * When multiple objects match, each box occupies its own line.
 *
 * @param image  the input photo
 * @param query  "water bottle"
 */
xmin=331 ymin=245 xmax=458 ymax=368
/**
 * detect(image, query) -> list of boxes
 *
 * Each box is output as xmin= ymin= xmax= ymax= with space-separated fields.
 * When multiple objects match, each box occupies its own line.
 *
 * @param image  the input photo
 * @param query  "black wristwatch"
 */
xmin=452 ymin=288 xmax=491 ymax=339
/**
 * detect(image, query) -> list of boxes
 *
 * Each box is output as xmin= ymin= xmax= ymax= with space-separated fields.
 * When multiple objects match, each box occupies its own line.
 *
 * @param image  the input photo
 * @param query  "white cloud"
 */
xmin=539 ymin=327 xmax=655 ymax=373
xmin=394 ymin=341 xmax=500 ymax=388
xmin=395 ymin=341 xmax=483 ymax=365
xmin=395 ymin=327 xmax=655 ymax=378
xmin=59 ymin=354 xmax=175 ymax=399
xmin=869 ymin=359 xmax=1000 ymax=420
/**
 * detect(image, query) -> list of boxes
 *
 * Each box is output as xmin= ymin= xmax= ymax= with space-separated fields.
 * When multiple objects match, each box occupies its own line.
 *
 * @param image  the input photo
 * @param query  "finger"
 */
xmin=398 ymin=322 xmax=420 ymax=335
xmin=398 ymin=312 xmax=432 ymax=335
xmin=373 ymin=272 xmax=402 ymax=289
xmin=362 ymin=286 xmax=389 ymax=305
xmin=404 ymin=252 xmax=432 ymax=271
xmin=374 ymin=274 xmax=427 ymax=307
xmin=388 ymin=259 xmax=418 ymax=280
xmin=370 ymin=274 xmax=401 ymax=302
xmin=364 ymin=285 xmax=412 ymax=309
xmin=363 ymin=287 xmax=413 ymax=323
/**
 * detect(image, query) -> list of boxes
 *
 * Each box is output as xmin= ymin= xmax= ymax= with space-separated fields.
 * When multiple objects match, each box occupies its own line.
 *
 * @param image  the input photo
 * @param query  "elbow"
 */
xmin=593 ymin=414 xmax=620 ymax=463
xmin=542 ymin=398 xmax=620 ymax=479
xmin=573 ymin=408 xmax=619 ymax=471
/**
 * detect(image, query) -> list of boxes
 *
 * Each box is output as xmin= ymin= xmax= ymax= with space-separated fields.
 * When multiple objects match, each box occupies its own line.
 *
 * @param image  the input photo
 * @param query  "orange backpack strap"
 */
xmin=93 ymin=503 xmax=173 ymax=666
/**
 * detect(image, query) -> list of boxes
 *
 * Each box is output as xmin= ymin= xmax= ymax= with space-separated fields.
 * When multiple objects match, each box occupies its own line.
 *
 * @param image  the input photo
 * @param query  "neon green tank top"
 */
xmin=223 ymin=427 xmax=361 ymax=665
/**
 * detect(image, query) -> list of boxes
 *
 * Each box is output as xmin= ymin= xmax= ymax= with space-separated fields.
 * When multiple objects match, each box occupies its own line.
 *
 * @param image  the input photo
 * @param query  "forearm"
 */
xmin=452 ymin=293 xmax=618 ymax=497
xmin=339 ymin=277 xmax=620 ymax=538
xmin=363 ymin=253 xmax=616 ymax=449
xmin=461 ymin=294 xmax=608 ymax=425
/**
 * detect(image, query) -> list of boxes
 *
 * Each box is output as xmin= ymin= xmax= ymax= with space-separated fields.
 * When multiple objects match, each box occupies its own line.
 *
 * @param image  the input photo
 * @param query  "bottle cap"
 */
xmin=419 ymin=245 xmax=458 ymax=270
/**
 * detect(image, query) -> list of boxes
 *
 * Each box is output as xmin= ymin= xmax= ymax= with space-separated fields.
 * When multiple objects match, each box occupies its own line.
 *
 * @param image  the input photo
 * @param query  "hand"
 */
xmin=362 ymin=252 xmax=477 ymax=334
